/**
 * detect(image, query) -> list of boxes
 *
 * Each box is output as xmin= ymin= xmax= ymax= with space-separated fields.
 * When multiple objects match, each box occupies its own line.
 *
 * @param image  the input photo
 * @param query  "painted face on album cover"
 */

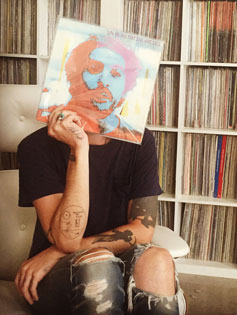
xmin=82 ymin=47 xmax=126 ymax=111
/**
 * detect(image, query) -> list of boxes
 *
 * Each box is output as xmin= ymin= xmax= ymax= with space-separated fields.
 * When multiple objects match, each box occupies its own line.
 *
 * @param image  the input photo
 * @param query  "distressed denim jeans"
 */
xmin=31 ymin=244 xmax=186 ymax=315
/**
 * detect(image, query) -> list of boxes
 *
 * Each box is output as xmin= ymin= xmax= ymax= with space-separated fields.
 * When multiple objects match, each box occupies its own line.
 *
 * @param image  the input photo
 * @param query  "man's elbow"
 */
xmin=50 ymin=231 xmax=82 ymax=253
xmin=55 ymin=239 xmax=81 ymax=254
xmin=136 ymin=226 xmax=155 ymax=245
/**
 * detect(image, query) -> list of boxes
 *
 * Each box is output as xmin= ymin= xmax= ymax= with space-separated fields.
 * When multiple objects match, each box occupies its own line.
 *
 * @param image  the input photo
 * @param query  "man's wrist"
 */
xmin=69 ymin=146 xmax=89 ymax=163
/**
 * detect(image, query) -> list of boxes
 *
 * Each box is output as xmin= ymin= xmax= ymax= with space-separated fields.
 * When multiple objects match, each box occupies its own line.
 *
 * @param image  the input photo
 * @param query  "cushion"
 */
xmin=0 ymin=170 xmax=36 ymax=281
xmin=0 ymin=280 xmax=33 ymax=315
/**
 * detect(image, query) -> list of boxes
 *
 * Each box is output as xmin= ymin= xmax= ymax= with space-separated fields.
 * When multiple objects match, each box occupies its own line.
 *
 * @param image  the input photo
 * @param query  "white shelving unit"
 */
xmin=173 ymin=0 xmax=236 ymax=279
xmin=107 ymin=0 xmax=237 ymax=279
xmin=0 ymin=0 xmax=236 ymax=279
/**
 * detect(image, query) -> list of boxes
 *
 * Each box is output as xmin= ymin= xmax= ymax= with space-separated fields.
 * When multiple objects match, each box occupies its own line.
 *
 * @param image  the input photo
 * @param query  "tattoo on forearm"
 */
xmin=60 ymin=205 xmax=85 ymax=239
xmin=92 ymin=229 xmax=136 ymax=246
xmin=128 ymin=196 xmax=157 ymax=229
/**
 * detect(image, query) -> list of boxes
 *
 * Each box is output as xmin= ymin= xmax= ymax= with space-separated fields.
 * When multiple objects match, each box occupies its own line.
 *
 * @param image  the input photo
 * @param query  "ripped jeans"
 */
xmin=31 ymin=244 xmax=186 ymax=315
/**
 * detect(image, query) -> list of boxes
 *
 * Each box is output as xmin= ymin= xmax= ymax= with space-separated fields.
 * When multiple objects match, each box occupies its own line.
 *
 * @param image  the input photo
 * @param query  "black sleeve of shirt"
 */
xmin=18 ymin=128 xmax=66 ymax=207
xmin=128 ymin=128 xmax=163 ymax=200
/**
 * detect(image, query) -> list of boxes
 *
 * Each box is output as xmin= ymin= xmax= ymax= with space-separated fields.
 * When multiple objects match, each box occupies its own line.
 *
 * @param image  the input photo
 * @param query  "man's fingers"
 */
xmin=14 ymin=272 xmax=21 ymax=294
xmin=15 ymin=263 xmax=28 ymax=295
xmin=71 ymin=115 xmax=82 ymax=126
xmin=48 ymin=105 xmax=65 ymax=124
xmin=29 ymin=275 xmax=40 ymax=302
xmin=49 ymin=106 xmax=80 ymax=124
xmin=21 ymin=274 xmax=35 ymax=305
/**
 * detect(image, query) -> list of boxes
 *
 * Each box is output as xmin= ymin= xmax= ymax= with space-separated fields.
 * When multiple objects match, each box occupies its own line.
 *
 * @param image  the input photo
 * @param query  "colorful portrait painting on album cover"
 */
xmin=36 ymin=18 xmax=164 ymax=144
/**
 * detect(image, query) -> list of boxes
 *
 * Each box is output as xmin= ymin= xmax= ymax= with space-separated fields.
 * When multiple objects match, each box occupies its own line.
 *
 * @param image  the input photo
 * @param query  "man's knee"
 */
xmin=135 ymin=246 xmax=174 ymax=274
xmin=133 ymin=246 xmax=176 ymax=296
xmin=73 ymin=247 xmax=115 ymax=265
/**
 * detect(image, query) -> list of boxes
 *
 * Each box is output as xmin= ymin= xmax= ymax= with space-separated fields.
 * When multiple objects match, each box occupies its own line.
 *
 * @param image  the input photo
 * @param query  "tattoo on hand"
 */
xmin=60 ymin=205 xmax=85 ymax=239
xmin=128 ymin=196 xmax=157 ymax=229
xmin=68 ymin=126 xmax=84 ymax=139
xmin=92 ymin=229 xmax=136 ymax=246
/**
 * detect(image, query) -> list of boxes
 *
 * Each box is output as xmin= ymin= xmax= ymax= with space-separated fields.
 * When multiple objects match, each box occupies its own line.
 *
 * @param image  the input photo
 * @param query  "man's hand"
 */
xmin=15 ymin=246 xmax=65 ymax=305
xmin=47 ymin=105 xmax=89 ymax=152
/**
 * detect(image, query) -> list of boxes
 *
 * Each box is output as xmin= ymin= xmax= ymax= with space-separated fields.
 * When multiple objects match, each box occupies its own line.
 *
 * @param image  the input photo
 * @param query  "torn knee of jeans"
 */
xmin=137 ymin=291 xmax=180 ymax=313
xmin=84 ymin=278 xmax=109 ymax=302
xmin=127 ymin=278 xmax=184 ymax=314
xmin=72 ymin=278 xmax=113 ymax=314
xmin=127 ymin=268 xmax=186 ymax=314
xmin=72 ymin=248 xmax=115 ymax=265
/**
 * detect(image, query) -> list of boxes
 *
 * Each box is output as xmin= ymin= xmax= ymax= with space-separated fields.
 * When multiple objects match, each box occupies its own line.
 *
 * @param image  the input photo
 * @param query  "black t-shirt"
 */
xmin=18 ymin=127 xmax=162 ymax=257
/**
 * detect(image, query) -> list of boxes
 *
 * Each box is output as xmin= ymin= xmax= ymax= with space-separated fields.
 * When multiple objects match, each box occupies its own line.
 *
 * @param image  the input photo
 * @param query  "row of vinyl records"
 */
xmin=0 ymin=57 xmax=37 ymax=85
xmin=189 ymin=0 xmax=237 ymax=63
xmin=0 ymin=0 xmax=100 ymax=56
xmin=147 ymin=66 xmax=179 ymax=127
xmin=152 ymin=131 xmax=177 ymax=194
xmin=48 ymin=0 xmax=100 ymax=54
xmin=0 ymin=0 xmax=37 ymax=55
xmin=185 ymin=67 xmax=237 ymax=130
xmin=123 ymin=0 xmax=182 ymax=61
xmin=148 ymin=66 xmax=237 ymax=130
xmin=157 ymin=201 xmax=175 ymax=230
xmin=151 ymin=131 xmax=237 ymax=199
xmin=1 ymin=0 xmax=237 ymax=64
xmin=156 ymin=201 xmax=237 ymax=263
xmin=183 ymin=134 xmax=237 ymax=199
xmin=181 ymin=203 xmax=237 ymax=263
xmin=0 ymin=153 xmax=18 ymax=170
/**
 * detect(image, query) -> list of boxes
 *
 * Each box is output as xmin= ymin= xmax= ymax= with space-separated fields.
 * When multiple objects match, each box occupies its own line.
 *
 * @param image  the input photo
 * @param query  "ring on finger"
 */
xmin=57 ymin=112 xmax=65 ymax=121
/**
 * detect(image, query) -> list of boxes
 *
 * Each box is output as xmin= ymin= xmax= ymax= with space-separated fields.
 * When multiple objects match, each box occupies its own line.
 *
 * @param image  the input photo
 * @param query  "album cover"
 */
xmin=36 ymin=17 xmax=164 ymax=144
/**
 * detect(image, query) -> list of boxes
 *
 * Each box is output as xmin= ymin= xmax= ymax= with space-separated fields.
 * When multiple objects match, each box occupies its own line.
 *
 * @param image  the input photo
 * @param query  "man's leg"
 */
xmin=32 ymin=247 xmax=125 ymax=315
xmin=120 ymin=244 xmax=186 ymax=315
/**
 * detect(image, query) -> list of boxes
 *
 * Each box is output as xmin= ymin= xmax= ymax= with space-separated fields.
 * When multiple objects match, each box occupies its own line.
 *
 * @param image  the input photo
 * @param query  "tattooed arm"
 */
xmin=15 ymin=107 xmax=90 ymax=304
xmin=34 ymin=195 xmax=157 ymax=258
xmin=33 ymin=107 xmax=90 ymax=253
xmin=78 ymin=195 xmax=158 ymax=254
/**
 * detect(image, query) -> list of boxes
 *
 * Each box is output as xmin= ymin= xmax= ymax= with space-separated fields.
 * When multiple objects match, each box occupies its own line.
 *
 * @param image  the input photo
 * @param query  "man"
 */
xmin=15 ymin=104 xmax=186 ymax=314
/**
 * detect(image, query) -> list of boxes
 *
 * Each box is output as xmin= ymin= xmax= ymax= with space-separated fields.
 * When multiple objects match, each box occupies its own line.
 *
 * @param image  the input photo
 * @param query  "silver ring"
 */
xmin=57 ymin=112 xmax=65 ymax=121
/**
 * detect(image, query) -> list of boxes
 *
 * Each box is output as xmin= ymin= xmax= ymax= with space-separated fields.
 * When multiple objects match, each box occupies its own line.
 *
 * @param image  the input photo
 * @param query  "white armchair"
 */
xmin=0 ymin=85 xmax=189 ymax=315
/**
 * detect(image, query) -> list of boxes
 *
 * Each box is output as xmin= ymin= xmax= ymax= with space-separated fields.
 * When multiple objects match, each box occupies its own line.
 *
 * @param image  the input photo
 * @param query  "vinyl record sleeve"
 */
xmin=36 ymin=18 xmax=164 ymax=144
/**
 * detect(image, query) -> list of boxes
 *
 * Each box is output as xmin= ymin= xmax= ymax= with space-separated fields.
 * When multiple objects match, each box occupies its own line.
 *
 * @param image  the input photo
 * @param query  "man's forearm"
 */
xmin=79 ymin=221 xmax=155 ymax=255
xmin=49 ymin=148 xmax=90 ymax=253
xmin=79 ymin=196 xmax=158 ymax=254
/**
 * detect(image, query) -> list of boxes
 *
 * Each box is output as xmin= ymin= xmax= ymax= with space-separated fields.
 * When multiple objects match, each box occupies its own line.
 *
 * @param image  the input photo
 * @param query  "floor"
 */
xmin=179 ymin=273 xmax=237 ymax=315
